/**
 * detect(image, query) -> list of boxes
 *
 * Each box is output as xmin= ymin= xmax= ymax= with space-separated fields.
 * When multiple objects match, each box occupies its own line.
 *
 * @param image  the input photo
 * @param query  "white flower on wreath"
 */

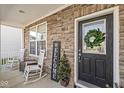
xmin=89 ymin=36 xmax=96 ymax=43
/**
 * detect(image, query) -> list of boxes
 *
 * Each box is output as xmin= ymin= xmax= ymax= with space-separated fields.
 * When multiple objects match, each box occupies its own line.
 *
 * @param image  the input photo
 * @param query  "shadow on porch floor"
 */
xmin=0 ymin=67 xmax=64 ymax=88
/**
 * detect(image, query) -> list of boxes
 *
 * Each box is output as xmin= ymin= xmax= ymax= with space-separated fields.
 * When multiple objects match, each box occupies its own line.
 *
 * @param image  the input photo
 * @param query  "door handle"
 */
xmin=78 ymin=56 xmax=81 ymax=60
xmin=78 ymin=53 xmax=81 ymax=56
xmin=78 ymin=49 xmax=81 ymax=63
xmin=78 ymin=53 xmax=82 ymax=63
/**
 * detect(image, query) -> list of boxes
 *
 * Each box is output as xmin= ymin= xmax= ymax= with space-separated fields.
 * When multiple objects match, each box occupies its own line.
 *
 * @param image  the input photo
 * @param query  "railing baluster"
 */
xmin=2 ymin=58 xmax=3 ymax=65
xmin=1 ymin=50 xmax=19 ymax=67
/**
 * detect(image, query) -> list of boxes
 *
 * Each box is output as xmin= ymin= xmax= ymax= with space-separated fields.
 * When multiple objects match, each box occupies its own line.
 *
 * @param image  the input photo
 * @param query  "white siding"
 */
xmin=0 ymin=25 xmax=23 ymax=58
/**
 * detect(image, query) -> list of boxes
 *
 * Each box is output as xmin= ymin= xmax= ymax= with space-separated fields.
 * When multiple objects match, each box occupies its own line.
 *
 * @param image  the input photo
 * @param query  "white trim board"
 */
xmin=74 ymin=6 xmax=120 ymax=88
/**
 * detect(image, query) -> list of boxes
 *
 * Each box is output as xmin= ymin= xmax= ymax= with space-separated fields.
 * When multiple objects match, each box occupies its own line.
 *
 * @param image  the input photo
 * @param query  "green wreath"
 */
xmin=84 ymin=28 xmax=105 ymax=48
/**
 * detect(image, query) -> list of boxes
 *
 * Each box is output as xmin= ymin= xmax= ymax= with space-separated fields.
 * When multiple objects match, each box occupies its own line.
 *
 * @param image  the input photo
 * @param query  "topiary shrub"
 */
xmin=58 ymin=51 xmax=71 ymax=87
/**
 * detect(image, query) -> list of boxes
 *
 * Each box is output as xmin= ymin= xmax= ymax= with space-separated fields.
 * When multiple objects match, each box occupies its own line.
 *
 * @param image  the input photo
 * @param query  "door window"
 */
xmin=82 ymin=19 xmax=106 ymax=54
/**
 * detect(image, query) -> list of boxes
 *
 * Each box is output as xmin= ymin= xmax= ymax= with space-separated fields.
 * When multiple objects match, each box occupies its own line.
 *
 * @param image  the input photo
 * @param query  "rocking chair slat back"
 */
xmin=38 ymin=50 xmax=45 ymax=66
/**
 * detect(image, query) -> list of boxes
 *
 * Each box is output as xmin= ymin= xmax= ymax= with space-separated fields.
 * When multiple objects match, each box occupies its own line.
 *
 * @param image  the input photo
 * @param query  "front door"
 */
xmin=78 ymin=14 xmax=113 ymax=88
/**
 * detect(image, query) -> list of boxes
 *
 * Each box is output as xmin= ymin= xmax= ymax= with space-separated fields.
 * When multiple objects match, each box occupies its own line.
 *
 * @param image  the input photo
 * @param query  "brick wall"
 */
xmin=24 ymin=4 xmax=124 ymax=87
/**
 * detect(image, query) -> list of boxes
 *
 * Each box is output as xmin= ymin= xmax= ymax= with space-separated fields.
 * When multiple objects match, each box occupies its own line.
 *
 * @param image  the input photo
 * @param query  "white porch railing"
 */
xmin=0 ymin=51 xmax=19 ymax=65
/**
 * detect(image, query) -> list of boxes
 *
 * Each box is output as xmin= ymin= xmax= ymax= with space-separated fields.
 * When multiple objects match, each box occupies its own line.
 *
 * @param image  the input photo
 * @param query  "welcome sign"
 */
xmin=51 ymin=41 xmax=61 ymax=82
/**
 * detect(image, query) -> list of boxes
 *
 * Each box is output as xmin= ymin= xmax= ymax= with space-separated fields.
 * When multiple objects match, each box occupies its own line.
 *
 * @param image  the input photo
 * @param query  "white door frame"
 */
xmin=74 ymin=6 xmax=120 ymax=88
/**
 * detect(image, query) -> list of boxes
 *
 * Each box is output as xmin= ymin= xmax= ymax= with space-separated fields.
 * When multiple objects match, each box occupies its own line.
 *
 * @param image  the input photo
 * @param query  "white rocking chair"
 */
xmin=6 ymin=49 xmax=25 ymax=69
xmin=24 ymin=50 xmax=47 ymax=83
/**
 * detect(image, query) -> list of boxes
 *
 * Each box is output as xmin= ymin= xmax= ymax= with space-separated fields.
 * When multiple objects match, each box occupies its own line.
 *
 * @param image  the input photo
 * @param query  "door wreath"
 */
xmin=84 ymin=28 xmax=105 ymax=48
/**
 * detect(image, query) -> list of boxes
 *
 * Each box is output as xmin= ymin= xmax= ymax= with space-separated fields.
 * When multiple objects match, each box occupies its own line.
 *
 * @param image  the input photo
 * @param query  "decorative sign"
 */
xmin=51 ymin=41 xmax=61 ymax=82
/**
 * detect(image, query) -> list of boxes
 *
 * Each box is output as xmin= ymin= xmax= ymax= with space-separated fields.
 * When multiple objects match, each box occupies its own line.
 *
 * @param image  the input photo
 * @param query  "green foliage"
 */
xmin=84 ymin=28 xmax=105 ymax=48
xmin=58 ymin=52 xmax=71 ymax=80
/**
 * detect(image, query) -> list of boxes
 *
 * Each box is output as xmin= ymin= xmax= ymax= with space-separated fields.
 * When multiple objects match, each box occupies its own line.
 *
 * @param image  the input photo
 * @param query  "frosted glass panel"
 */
xmin=37 ymin=41 xmax=46 ymax=55
xmin=37 ymin=24 xmax=46 ymax=41
xmin=30 ymin=27 xmax=36 ymax=41
xmin=82 ymin=19 xmax=106 ymax=54
xmin=30 ymin=41 xmax=36 ymax=55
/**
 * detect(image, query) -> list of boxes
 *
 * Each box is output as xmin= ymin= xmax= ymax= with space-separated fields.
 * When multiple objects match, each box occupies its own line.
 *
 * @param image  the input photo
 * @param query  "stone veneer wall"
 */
xmin=24 ymin=4 xmax=124 ymax=87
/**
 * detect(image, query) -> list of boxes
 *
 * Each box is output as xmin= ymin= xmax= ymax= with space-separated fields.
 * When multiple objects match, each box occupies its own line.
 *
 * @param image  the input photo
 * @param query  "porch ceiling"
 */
xmin=0 ymin=4 xmax=69 ymax=28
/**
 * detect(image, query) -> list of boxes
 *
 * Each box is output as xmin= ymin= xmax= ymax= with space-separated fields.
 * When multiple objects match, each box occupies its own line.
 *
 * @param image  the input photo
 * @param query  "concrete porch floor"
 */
xmin=0 ymin=66 xmax=64 ymax=88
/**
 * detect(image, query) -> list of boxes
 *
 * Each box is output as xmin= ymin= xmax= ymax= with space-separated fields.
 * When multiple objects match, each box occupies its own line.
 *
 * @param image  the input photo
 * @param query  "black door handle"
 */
xmin=78 ymin=53 xmax=81 ymax=63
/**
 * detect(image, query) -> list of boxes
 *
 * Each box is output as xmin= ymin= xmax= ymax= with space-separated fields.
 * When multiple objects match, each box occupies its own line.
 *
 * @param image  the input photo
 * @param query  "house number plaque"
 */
xmin=51 ymin=41 xmax=61 ymax=82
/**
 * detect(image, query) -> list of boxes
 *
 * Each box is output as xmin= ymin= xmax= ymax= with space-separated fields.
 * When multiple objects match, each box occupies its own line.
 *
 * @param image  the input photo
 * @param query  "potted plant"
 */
xmin=58 ymin=51 xmax=71 ymax=87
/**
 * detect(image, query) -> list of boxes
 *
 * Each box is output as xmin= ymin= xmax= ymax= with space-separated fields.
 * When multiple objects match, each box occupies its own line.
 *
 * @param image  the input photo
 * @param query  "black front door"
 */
xmin=78 ymin=14 xmax=113 ymax=88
